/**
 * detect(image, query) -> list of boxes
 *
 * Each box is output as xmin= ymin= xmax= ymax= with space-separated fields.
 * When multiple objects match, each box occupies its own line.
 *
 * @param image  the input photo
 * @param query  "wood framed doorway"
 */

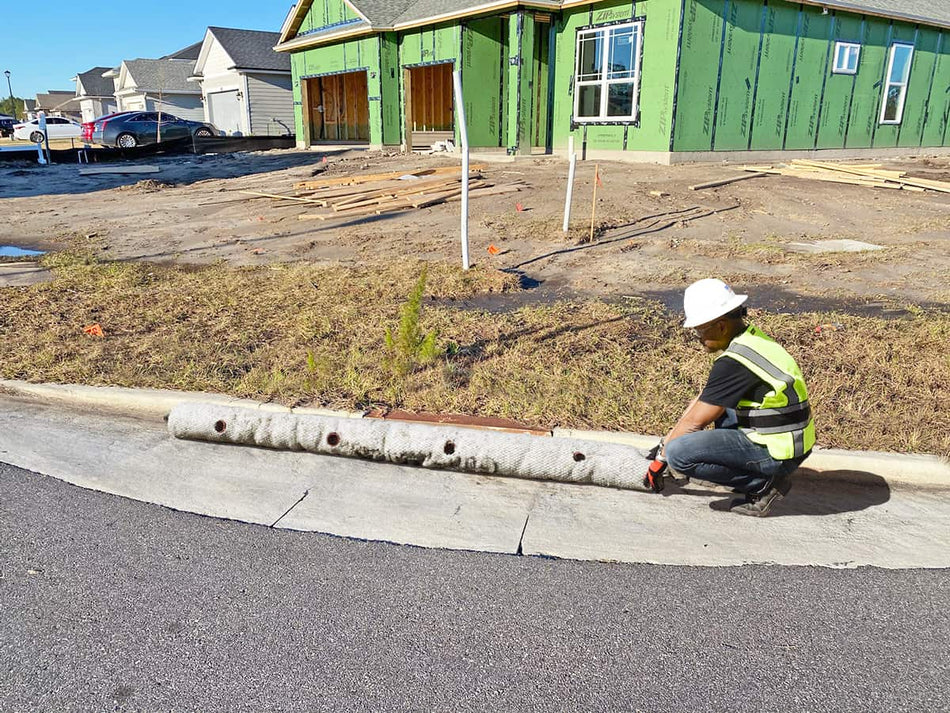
xmin=404 ymin=62 xmax=454 ymax=150
xmin=303 ymin=70 xmax=370 ymax=143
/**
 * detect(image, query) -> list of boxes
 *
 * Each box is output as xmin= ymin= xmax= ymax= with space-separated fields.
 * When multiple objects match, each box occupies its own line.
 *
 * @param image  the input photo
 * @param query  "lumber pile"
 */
xmin=238 ymin=165 xmax=526 ymax=221
xmin=742 ymin=159 xmax=950 ymax=193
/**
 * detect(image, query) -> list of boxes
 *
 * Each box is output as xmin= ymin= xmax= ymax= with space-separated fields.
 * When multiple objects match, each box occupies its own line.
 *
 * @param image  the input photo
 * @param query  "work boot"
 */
xmin=730 ymin=472 xmax=792 ymax=517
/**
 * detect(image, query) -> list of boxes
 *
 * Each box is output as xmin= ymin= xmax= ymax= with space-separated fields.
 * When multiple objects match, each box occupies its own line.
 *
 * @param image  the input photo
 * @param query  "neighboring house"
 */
xmin=72 ymin=66 xmax=118 ymax=122
xmin=34 ymin=91 xmax=83 ymax=121
xmin=105 ymin=59 xmax=203 ymax=121
xmin=163 ymin=42 xmax=203 ymax=61
xmin=275 ymin=0 xmax=950 ymax=161
xmin=191 ymin=27 xmax=294 ymax=136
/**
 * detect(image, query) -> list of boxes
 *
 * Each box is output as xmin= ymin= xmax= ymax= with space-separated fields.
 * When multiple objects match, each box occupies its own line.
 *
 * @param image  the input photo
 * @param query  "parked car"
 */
xmin=81 ymin=112 xmax=131 ymax=142
xmin=92 ymin=112 xmax=218 ymax=148
xmin=12 ymin=116 xmax=82 ymax=142
xmin=0 ymin=114 xmax=15 ymax=137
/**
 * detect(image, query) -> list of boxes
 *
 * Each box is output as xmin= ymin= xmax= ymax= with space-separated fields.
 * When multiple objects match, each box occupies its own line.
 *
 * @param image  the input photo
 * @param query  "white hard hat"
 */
xmin=682 ymin=278 xmax=748 ymax=328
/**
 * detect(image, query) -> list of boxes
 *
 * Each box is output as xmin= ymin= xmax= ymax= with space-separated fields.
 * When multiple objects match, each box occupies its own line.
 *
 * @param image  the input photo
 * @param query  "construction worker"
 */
xmin=656 ymin=278 xmax=815 ymax=516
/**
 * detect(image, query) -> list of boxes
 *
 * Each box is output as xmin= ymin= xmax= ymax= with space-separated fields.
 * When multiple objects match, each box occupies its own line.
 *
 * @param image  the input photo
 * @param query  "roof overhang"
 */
xmin=797 ymin=0 xmax=950 ymax=30
xmin=276 ymin=0 xmax=560 ymax=53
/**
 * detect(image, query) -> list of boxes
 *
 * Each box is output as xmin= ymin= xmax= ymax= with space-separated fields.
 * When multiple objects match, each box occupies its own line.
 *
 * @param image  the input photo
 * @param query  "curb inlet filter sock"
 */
xmin=168 ymin=403 xmax=650 ymax=491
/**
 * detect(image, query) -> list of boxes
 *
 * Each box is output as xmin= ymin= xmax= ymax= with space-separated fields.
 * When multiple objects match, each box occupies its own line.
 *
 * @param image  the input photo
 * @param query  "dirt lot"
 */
xmin=2 ymin=147 xmax=950 ymax=313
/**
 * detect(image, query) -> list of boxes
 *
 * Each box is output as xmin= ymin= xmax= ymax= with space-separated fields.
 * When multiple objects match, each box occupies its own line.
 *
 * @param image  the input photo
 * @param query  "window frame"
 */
xmin=879 ymin=42 xmax=915 ymax=125
xmin=572 ymin=19 xmax=644 ymax=125
xmin=832 ymin=41 xmax=861 ymax=75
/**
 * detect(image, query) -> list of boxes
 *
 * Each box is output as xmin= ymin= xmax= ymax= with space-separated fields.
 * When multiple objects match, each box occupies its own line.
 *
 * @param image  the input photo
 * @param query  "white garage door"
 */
xmin=207 ymin=90 xmax=242 ymax=136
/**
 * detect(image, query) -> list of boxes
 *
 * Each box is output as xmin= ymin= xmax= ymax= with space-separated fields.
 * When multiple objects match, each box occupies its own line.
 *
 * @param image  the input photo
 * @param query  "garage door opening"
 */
xmin=404 ymin=62 xmax=454 ymax=150
xmin=303 ymin=71 xmax=370 ymax=143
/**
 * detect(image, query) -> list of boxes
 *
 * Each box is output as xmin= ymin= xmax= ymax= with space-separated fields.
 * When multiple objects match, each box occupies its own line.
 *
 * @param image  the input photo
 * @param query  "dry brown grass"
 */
xmin=1 ymin=252 xmax=948 ymax=456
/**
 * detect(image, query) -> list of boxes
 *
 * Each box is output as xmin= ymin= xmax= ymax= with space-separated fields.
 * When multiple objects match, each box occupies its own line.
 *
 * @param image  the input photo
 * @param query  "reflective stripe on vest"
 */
xmin=716 ymin=324 xmax=815 ymax=460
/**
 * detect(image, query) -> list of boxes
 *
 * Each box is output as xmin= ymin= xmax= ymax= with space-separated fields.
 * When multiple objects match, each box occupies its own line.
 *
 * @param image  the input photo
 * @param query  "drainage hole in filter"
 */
xmin=573 ymin=452 xmax=586 ymax=462
xmin=214 ymin=420 xmax=227 ymax=433
xmin=327 ymin=432 xmax=341 ymax=447
xmin=444 ymin=440 xmax=456 ymax=455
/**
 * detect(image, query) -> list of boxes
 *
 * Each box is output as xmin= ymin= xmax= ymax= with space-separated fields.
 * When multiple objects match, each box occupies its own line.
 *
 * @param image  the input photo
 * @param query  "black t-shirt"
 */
xmin=700 ymin=356 xmax=771 ymax=408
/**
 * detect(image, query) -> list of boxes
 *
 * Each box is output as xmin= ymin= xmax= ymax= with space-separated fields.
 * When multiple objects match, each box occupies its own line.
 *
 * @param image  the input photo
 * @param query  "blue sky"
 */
xmin=1 ymin=0 xmax=293 ymax=99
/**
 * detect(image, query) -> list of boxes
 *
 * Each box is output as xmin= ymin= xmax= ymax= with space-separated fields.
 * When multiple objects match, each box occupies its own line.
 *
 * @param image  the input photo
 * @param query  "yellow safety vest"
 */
xmin=716 ymin=324 xmax=815 ymax=460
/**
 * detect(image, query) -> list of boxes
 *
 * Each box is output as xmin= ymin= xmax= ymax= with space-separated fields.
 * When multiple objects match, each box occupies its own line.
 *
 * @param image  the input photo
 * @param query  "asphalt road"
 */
xmin=1 ymin=462 xmax=948 ymax=713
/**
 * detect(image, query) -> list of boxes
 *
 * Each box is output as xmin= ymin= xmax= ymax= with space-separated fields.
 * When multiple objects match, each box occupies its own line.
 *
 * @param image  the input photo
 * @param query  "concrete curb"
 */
xmin=3 ymin=380 xmax=948 ymax=491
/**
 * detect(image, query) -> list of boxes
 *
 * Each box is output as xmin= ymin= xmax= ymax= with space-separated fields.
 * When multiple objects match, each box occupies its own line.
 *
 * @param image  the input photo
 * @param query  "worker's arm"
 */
xmin=662 ymin=398 xmax=725 ymax=452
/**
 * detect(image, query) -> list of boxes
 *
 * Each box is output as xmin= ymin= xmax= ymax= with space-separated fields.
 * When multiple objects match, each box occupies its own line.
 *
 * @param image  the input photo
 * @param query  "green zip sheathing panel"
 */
xmin=463 ymin=17 xmax=506 ymax=147
xmin=784 ymin=4 xmax=833 ymax=150
xmin=398 ymin=23 xmax=460 ymax=65
xmin=299 ymin=0 xmax=361 ymax=35
xmin=552 ymin=0 xmax=680 ymax=153
xmin=873 ymin=21 xmax=917 ymax=149
xmin=673 ymin=0 xmax=726 ymax=151
xmin=898 ymin=27 xmax=939 ymax=148
xmin=747 ymin=2 xmax=799 ymax=151
xmin=713 ymin=0 xmax=763 ymax=150
xmin=844 ymin=17 xmax=889 ymax=148
xmin=379 ymin=33 xmax=401 ymax=145
xmin=921 ymin=35 xmax=950 ymax=147
xmin=815 ymin=14 xmax=862 ymax=149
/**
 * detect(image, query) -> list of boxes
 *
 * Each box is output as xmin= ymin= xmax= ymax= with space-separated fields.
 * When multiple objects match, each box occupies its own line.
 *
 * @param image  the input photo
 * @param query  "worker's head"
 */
xmin=682 ymin=278 xmax=748 ymax=352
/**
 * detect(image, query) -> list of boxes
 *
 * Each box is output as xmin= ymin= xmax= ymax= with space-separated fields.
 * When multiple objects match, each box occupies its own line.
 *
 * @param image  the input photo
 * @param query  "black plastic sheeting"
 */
xmin=0 ymin=135 xmax=296 ymax=164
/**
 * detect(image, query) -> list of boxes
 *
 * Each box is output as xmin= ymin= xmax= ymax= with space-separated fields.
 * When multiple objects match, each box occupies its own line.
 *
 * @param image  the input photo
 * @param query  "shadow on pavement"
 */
xmin=705 ymin=468 xmax=891 ymax=517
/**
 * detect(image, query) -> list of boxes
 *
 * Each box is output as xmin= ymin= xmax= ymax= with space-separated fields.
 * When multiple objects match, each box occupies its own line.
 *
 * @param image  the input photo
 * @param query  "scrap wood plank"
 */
xmin=689 ymin=172 xmax=768 ymax=190
xmin=79 ymin=165 xmax=160 ymax=175
xmin=293 ymin=163 xmax=487 ymax=190
xmin=448 ymin=183 xmax=525 ymax=200
xmin=792 ymin=159 xmax=950 ymax=192
xmin=330 ymin=175 xmax=468 ymax=210
xmin=238 ymin=190 xmax=326 ymax=205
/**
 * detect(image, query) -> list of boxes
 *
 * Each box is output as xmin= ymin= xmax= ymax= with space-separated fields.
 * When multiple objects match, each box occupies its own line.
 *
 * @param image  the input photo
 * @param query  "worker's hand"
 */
xmin=643 ymin=459 xmax=667 ymax=493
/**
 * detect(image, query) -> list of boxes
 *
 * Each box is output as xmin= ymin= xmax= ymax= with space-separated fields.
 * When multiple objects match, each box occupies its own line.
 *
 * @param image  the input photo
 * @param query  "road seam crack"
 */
xmin=270 ymin=489 xmax=309 ymax=528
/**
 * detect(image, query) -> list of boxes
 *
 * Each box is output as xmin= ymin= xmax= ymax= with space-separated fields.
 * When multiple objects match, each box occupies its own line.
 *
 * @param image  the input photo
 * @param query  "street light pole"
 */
xmin=3 ymin=70 xmax=14 ymax=120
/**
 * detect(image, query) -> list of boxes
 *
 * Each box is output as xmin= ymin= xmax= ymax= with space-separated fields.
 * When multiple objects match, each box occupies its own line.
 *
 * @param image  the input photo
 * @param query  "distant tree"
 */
xmin=0 ymin=96 xmax=26 ymax=119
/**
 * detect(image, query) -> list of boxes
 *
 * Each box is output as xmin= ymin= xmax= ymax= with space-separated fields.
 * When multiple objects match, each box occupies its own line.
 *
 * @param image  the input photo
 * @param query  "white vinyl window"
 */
xmin=832 ymin=41 xmax=861 ymax=74
xmin=573 ymin=21 xmax=643 ymax=123
xmin=880 ymin=43 xmax=914 ymax=124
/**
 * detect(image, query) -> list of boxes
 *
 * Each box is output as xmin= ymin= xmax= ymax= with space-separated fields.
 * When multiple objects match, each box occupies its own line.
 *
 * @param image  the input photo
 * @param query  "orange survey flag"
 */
xmin=82 ymin=323 xmax=105 ymax=337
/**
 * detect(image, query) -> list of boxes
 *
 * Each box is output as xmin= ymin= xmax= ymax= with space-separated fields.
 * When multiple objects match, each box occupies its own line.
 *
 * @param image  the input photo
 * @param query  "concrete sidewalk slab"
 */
xmin=520 ymin=478 xmax=950 ymax=569
xmin=277 ymin=464 xmax=537 ymax=554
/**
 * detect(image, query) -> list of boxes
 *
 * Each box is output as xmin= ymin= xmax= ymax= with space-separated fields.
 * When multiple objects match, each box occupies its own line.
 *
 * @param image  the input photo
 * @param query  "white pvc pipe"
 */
xmin=452 ymin=69 xmax=470 ymax=270
xmin=562 ymin=136 xmax=577 ymax=233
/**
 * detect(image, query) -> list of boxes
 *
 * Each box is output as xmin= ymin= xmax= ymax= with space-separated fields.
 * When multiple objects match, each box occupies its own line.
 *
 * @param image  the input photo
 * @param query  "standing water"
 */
xmin=0 ymin=246 xmax=44 ymax=257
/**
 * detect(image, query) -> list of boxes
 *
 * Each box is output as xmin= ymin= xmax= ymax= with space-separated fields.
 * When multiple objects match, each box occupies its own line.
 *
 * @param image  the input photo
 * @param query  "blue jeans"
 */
xmin=664 ymin=425 xmax=808 ymax=496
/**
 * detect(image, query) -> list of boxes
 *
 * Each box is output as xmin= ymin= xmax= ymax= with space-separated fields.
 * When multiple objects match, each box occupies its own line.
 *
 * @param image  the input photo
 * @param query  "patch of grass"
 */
xmin=1 ymin=253 xmax=947 ymax=456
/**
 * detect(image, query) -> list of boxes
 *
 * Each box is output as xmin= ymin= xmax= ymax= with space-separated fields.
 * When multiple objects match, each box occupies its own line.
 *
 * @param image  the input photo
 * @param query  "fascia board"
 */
xmin=228 ymin=67 xmax=292 ymax=75
xmin=193 ymin=29 xmax=215 ymax=76
xmin=275 ymin=26 xmax=376 ymax=53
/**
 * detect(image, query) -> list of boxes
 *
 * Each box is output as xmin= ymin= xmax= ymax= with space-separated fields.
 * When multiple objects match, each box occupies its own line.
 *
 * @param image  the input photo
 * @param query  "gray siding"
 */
xmin=246 ymin=73 xmax=294 ymax=135
xmin=148 ymin=94 xmax=205 ymax=122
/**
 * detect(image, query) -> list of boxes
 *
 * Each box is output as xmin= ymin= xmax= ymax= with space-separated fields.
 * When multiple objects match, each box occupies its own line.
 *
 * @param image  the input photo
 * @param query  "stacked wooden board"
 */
xmin=237 ymin=165 xmax=525 ymax=221
xmin=742 ymin=159 xmax=950 ymax=193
